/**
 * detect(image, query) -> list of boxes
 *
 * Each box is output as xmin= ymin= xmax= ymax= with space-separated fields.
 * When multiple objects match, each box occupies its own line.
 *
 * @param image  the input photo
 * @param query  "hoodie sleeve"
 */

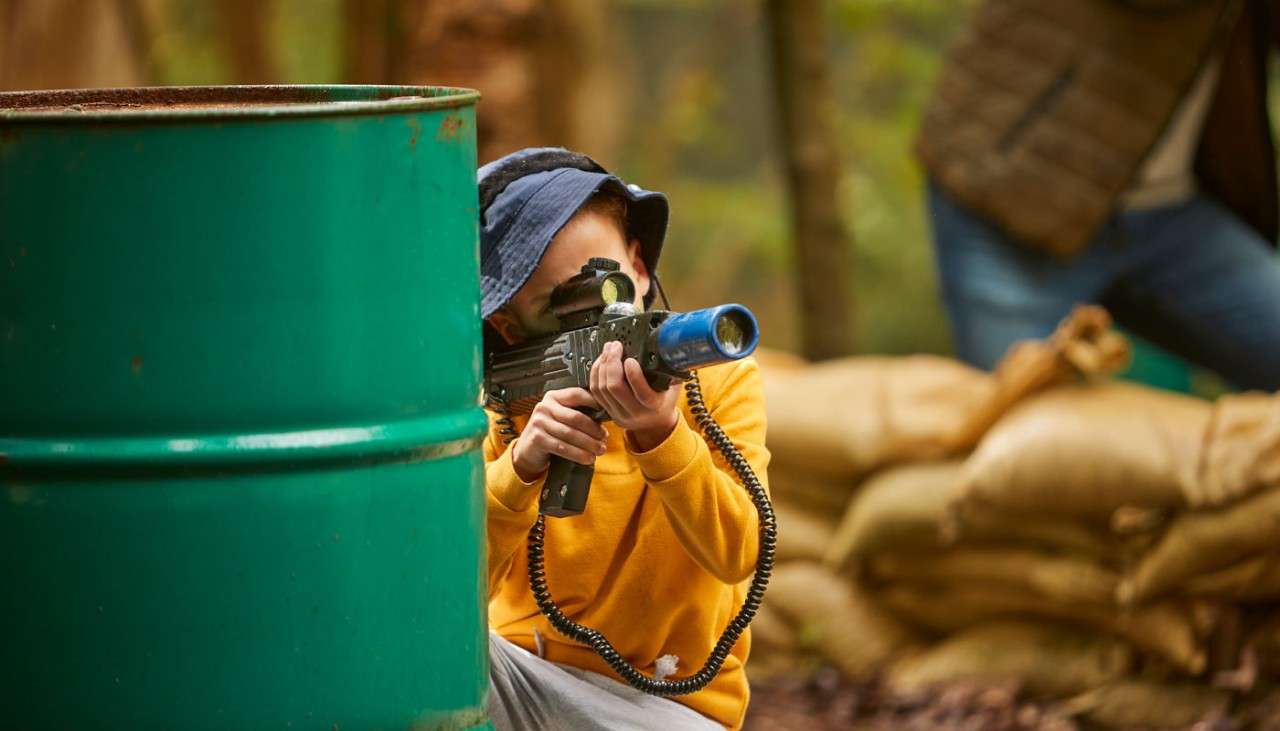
xmin=625 ymin=357 xmax=771 ymax=584
xmin=481 ymin=417 xmax=545 ymax=600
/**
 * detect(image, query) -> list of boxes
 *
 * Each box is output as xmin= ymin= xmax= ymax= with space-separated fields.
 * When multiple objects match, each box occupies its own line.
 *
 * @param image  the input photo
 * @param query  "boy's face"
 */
xmin=489 ymin=209 xmax=651 ymax=345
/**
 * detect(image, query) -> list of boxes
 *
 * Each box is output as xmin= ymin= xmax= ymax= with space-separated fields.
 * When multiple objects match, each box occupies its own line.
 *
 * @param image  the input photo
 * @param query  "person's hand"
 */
xmin=511 ymin=388 xmax=608 ymax=482
xmin=589 ymin=340 xmax=681 ymax=452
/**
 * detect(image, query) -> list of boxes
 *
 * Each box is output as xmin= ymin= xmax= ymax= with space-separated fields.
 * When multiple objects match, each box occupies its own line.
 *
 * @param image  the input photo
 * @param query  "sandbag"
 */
xmin=1186 ymin=552 xmax=1280 ymax=602
xmin=1120 ymin=487 xmax=1280 ymax=604
xmin=955 ymin=382 xmax=1209 ymax=522
xmin=945 ymin=504 xmax=1118 ymax=562
xmin=1250 ymin=616 xmax=1280 ymax=677
xmin=764 ymin=355 xmax=991 ymax=478
xmin=884 ymin=620 xmax=1132 ymax=698
xmin=945 ymin=304 xmax=1131 ymax=449
xmin=764 ymin=306 xmax=1128 ymax=481
xmin=766 ymin=562 xmax=920 ymax=680
xmin=772 ymin=501 xmax=836 ymax=564
xmin=1196 ymin=392 xmax=1280 ymax=507
xmin=742 ymin=602 xmax=806 ymax=684
xmin=825 ymin=461 xmax=964 ymax=571
xmin=866 ymin=548 xmax=1119 ymax=605
xmin=768 ymin=466 xmax=856 ymax=515
xmin=827 ymin=461 xmax=1117 ymax=573
xmin=751 ymin=347 xmax=810 ymax=374
xmin=1060 ymin=680 xmax=1230 ymax=728
xmin=746 ymin=603 xmax=797 ymax=654
xmin=742 ymin=650 xmax=804 ymax=685
xmin=880 ymin=583 xmax=1209 ymax=674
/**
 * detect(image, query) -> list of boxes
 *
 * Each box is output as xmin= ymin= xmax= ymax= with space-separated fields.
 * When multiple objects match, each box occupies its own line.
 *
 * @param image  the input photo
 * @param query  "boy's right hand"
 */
xmin=511 ymin=388 xmax=609 ymax=483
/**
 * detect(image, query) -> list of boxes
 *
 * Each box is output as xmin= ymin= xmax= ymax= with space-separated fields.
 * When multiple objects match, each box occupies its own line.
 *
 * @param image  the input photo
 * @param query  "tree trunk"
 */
xmin=217 ymin=0 xmax=278 ymax=84
xmin=0 ymin=0 xmax=145 ymax=90
xmin=389 ymin=0 xmax=625 ymax=165
xmin=343 ymin=0 xmax=423 ymax=84
xmin=764 ymin=0 xmax=855 ymax=360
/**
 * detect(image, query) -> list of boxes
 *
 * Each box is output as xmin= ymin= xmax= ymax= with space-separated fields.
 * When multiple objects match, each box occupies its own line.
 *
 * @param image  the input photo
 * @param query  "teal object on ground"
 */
xmin=1119 ymin=332 xmax=1195 ymax=394
xmin=0 ymin=86 xmax=490 ymax=730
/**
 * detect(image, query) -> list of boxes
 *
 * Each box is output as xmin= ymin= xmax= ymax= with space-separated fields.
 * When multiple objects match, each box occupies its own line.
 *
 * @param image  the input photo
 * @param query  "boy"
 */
xmin=478 ymin=147 xmax=770 ymax=730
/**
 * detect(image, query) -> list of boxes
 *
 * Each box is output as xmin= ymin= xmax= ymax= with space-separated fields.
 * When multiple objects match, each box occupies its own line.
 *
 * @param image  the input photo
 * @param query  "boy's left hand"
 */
xmin=589 ymin=340 xmax=681 ymax=452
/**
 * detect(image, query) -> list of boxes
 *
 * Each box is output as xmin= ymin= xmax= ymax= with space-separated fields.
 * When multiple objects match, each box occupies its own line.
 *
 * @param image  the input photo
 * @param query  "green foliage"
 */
xmin=615 ymin=0 xmax=972 ymax=355
xmin=149 ymin=0 xmax=978 ymax=356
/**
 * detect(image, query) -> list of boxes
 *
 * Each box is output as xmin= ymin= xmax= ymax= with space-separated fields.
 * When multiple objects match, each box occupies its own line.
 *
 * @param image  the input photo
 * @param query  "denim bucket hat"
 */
xmin=477 ymin=147 xmax=669 ymax=319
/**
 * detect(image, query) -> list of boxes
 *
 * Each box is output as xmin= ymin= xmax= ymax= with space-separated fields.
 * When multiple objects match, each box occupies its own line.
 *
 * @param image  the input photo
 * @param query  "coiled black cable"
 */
xmin=485 ymin=393 xmax=519 ymax=446
xmin=507 ymin=370 xmax=776 ymax=696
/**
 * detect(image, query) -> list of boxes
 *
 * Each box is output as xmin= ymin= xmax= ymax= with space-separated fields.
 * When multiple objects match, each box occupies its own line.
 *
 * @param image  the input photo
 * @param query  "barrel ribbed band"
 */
xmin=0 ymin=407 xmax=487 ymax=477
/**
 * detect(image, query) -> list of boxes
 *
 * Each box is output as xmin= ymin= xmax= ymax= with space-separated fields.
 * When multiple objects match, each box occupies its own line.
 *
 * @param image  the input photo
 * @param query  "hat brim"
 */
xmin=479 ymin=169 xmax=668 ymax=319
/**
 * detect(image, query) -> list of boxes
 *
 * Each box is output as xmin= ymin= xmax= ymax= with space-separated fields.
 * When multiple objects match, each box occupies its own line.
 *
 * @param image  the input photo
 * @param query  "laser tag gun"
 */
xmin=484 ymin=257 xmax=760 ymax=518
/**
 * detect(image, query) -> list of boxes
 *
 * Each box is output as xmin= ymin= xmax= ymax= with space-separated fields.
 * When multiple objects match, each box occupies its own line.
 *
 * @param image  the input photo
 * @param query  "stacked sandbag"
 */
xmin=750 ymin=308 xmax=1132 ymax=681
xmin=949 ymin=381 xmax=1210 ymax=523
xmin=750 ymin=309 xmax=1280 ymax=729
xmin=825 ymin=456 xmax=1215 ymax=677
xmin=761 ymin=305 xmax=1130 ymax=482
xmin=824 ymin=381 xmax=1280 ymax=727
xmin=885 ymin=620 xmax=1133 ymax=698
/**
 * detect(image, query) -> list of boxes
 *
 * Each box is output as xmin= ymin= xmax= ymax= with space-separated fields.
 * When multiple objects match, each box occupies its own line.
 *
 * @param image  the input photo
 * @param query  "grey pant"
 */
xmin=487 ymin=632 xmax=724 ymax=730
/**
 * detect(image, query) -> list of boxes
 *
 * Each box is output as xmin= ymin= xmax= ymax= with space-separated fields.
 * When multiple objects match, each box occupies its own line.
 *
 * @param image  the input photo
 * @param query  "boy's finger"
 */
xmin=547 ymin=401 xmax=607 ymax=440
xmin=591 ymin=378 xmax=625 ymax=422
xmin=623 ymin=358 xmax=662 ymax=408
xmin=543 ymin=419 xmax=608 ymax=456
xmin=589 ymin=351 xmax=602 ymax=398
xmin=604 ymin=351 xmax=634 ymax=405
xmin=534 ymin=432 xmax=596 ymax=466
xmin=548 ymin=387 xmax=600 ymax=411
xmin=587 ymin=357 xmax=614 ymax=418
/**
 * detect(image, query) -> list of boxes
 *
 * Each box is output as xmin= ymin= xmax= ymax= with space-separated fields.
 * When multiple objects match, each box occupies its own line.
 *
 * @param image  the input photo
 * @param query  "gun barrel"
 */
xmin=655 ymin=304 xmax=759 ymax=371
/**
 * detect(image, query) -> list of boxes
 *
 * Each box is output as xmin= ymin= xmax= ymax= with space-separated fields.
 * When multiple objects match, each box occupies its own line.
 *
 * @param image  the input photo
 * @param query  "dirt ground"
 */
xmin=743 ymin=667 xmax=1280 ymax=731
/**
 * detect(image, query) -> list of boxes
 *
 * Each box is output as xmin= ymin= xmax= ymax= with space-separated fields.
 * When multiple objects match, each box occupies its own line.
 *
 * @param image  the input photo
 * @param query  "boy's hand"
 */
xmin=511 ymin=388 xmax=609 ymax=483
xmin=590 ymin=340 xmax=681 ymax=452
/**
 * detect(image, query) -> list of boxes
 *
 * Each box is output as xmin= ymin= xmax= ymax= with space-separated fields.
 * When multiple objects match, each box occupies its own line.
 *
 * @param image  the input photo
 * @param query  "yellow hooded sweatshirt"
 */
xmin=483 ymin=356 xmax=770 ymax=730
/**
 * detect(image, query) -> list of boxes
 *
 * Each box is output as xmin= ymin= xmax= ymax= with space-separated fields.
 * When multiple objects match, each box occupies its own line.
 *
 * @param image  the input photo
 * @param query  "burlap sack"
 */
xmin=866 ymin=548 xmax=1119 ymax=605
xmin=768 ymin=466 xmax=856 ymax=515
xmin=1060 ymin=681 xmax=1230 ymax=728
xmin=773 ymin=501 xmax=836 ymax=564
xmin=945 ymin=305 xmax=1131 ymax=449
xmin=1250 ymin=616 xmax=1280 ymax=677
xmin=884 ymin=621 xmax=1132 ymax=698
xmin=1121 ymin=487 xmax=1280 ymax=604
xmin=764 ymin=306 xmax=1129 ymax=481
xmin=945 ymin=505 xmax=1117 ymax=562
xmin=879 ymin=583 xmax=1209 ymax=674
xmin=751 ymin=347 xmax=810 ymax=374
xmin=1196 ymin=392 xmax=1280 ymax=507
xmin=766 ymin=562 xmax=920 ymax=680
xmin=747 ymin=602 xmax=798 ymax=654
xmin=1186 ymin=552 xmax=1280 ymax=602
xmin=954 ymin=382 xmax=1209 ymax=522
xmin=825 ymin=461 xmax=964 ymax=572
xmin=743 ymin=650 xmax=804 ymax=685
xmin=764 ymin=355 xmax=991 ymax=478
xmin=827 ymin=461 xmax=1117 ymax=572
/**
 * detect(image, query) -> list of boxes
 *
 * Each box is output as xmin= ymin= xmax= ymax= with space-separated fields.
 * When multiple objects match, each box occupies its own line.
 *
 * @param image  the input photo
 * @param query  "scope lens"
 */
xmin=600 ymin=277 xmax=619 ymax=304
xmin=715 ymin=312 xmax=748 ymax=354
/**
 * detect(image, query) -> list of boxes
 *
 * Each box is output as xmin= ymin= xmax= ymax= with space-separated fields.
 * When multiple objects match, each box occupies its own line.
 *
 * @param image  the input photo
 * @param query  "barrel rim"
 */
xmin=0 ymin=84 xmax=480 ymax=123
xmin=0 ymin=408 xmax=488 ymax=478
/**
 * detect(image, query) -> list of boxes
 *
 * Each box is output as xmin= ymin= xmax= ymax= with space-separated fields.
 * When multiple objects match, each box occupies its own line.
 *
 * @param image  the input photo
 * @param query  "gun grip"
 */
xmin=539 ymin=406 xmax=606 ymax=518
xmin=540 ymin=457 xmax=594 ymax=517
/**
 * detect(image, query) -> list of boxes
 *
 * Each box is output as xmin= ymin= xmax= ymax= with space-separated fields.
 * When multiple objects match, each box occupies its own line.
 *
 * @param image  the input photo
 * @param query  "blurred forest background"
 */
xmin=0 ymin=0 xmax=973 ymax=360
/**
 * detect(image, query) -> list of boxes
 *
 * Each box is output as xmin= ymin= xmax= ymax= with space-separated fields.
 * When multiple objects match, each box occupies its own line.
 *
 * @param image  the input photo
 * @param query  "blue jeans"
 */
xmin=927 ymin=181 xmax=1280 ymax=391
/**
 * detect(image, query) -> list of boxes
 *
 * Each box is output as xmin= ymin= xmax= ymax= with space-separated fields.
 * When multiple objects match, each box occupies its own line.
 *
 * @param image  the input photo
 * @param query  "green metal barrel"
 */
xmin=0 ymin=86 xmax=489 ymax=729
